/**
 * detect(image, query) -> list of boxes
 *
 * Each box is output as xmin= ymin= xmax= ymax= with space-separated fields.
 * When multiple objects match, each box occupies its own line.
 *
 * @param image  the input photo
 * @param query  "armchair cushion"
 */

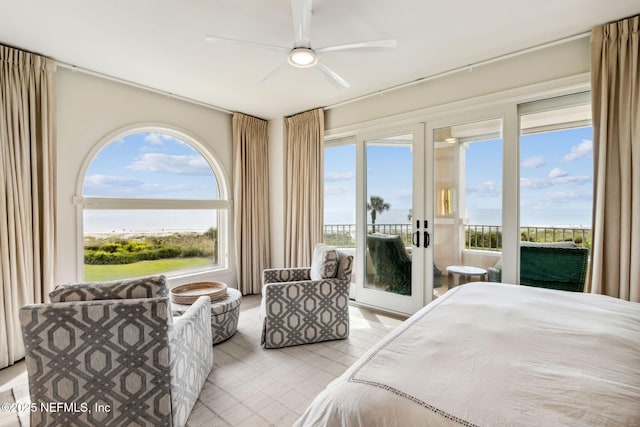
xmin=310 ymin=243 xmax=339 ymax=280
xmin=49 ymin=274 xmax=168 ymax=302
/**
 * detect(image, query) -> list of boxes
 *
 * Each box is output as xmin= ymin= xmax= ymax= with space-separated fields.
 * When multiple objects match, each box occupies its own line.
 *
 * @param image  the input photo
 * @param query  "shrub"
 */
xmin=85 ymin=250 xmax=136 ymax=265
xmin=155 ymin=246 xmax=182 ymax=259
xmin=182 ymin=247 xmax=208 ymax=257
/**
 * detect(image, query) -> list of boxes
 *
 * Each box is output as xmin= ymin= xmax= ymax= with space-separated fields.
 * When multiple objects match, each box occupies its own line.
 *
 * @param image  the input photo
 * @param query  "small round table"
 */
xmin=446 ymin=265 xmax=487 ymax=287
xmin=172 ymin=287 xmax=242 ymax=345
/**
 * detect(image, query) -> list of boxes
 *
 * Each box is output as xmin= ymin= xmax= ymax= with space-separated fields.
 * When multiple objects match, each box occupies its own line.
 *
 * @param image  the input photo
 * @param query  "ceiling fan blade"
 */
xmin=205 ymin=35 xmax=289 ymax=53
xmin=260 ymin=61 xmax=289 ymax=84
xmin=316 ymin=62 xmax=350 ymax=88
xmin=291 ymin=0 xmax=312 ymax=47
xmin=316 ymin=39 xmax=397 ymax=54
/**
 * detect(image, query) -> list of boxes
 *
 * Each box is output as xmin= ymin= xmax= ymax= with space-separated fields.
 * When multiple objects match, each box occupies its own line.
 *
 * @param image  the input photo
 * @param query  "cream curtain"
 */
xmin=284 ymin=109 xmax=324 ymax=267
xmin=0 ymin=45 xmax=56 ymax=368
xmin=232 ymin=113 xmax=271 ymax=295
xmin=589 ymin=15 xmax=640 ymax=302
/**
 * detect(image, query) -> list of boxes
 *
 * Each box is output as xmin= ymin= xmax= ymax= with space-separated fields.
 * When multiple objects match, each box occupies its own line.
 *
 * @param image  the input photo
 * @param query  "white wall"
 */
xmin=265 ymin=36 xmax=591 ymax=299
xmin=55 ymin=68 xmax=235 ymax=286
xmin=324 ymin=37 xmax=590 ymax=130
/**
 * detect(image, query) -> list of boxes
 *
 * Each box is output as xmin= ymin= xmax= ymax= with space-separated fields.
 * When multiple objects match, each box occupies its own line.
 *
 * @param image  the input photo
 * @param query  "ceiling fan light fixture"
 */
xmin=288 ymin=47 xmax=317 ymax=67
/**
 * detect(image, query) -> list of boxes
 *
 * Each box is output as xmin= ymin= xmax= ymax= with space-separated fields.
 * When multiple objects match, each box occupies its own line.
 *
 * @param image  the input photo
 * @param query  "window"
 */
xmin=81 ymin=129 xmax=229 ymax=281
xmin=323 ymin=138 xmax=357 ymax=247
xmin=519 ymin=93 xmax=593 ymax=248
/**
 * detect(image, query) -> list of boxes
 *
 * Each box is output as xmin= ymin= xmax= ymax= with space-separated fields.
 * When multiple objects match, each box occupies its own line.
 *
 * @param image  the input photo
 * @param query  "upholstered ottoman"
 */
xmin=173 ymin=287 xmax=242 ymax=345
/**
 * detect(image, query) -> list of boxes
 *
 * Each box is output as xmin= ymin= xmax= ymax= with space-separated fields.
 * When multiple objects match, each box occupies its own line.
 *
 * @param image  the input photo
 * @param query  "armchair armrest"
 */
xmin=169 ymin=296 xmax=213 ymax=427
xmin=262 ymin=267 xmax=311 ymax=284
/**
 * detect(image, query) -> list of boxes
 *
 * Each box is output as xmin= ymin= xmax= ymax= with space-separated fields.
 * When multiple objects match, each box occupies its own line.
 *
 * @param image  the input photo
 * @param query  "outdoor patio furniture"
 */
xmin=20 ymin=275 xmax=213 ymax=427
xmin=367 ymin=233 xmax=412 ymax=294
xmin=261 ymin=244 xmax=353 ymax=349
xmin=488 ymin=242 xmax=589 ymax=292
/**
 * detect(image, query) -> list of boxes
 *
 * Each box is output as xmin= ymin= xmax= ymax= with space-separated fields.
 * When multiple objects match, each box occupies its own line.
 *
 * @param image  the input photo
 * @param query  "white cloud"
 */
xmin=390 ymin=190 xmax=413 ymax=202
xmin=127 ymin=153 xmax=211 ymax=175
xmin=467 ymin=180 xmax=500 ymax=197
xmin=547 ymin=190 xmax=590 ymax=202
xmin=548 ymin=168 xmax=569 ymax=178
xmin=325 ymin=171 xmax=355 ymax=182
xmin=84 ymin=174 xmax=143 ymax=188
xmin=325 ymin=184 xmax=351 ymax=195
xmin=521 ymin=172 xmax=590 ymax=190
xmin=562 ymin=139 xmax=592 ymax=162
xmin=143 ymin=133 xmax=178 ymax=145
xmin=522 ymin=156 xmax=546 ymax=168
xmin=520 ymin=177 xmax=552 ymax=189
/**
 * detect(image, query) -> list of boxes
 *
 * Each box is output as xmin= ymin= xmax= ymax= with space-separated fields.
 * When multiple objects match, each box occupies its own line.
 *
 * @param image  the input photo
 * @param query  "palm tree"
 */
xmin=367 ymin=196 xmax=390 ymax=233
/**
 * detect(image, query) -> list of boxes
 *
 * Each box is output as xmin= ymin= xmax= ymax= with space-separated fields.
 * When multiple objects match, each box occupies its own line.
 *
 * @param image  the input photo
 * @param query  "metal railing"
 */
xmin=324 ymin=223 xmax=591 ymax=250
xmin=323 ymin=224 xmax=412 ymax=247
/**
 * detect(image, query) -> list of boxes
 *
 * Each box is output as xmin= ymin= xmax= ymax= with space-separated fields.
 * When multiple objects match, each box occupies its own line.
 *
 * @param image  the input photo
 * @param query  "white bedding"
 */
xmin=294 ymin=283 xmax=640 ymax=426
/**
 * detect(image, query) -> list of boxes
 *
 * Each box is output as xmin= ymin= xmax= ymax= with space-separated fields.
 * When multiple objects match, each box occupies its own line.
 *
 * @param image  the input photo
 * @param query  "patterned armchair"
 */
xmin=261 ymin=247 xmax=354 ymax=349
xmin=20 ymin=275 xmax=213 ymax=427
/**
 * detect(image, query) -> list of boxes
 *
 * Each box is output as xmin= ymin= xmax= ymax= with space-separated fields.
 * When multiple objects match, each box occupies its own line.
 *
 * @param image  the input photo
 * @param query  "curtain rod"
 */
xmin=324 ymin=31 xmax=592 ymax=111
xmin=56 ymin=62 xmax=234 ymax=115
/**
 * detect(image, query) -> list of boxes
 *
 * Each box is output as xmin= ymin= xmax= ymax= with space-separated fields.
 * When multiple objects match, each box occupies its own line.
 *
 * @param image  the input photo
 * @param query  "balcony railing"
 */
xmin=324 ymin=223 xmax=591 ymax=250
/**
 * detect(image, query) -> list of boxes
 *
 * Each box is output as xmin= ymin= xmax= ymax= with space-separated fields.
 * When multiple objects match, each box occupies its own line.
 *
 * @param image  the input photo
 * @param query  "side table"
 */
xmin=446 ymin=265 xmax=488 ymax=287
xmin=172 ymin=287 xmax=242 ymax=345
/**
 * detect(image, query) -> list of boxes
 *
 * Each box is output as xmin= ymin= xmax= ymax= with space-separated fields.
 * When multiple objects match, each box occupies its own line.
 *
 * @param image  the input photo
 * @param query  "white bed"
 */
xmin=294 ymin=282 xmax=640 ymax=426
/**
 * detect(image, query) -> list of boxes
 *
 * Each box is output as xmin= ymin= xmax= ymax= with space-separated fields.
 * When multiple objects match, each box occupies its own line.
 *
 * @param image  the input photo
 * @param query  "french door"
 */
xmin=354 ymin=126 xmax=427 ymax=315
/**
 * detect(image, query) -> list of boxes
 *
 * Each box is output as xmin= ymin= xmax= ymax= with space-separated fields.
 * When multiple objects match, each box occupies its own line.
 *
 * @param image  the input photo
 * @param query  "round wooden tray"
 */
xmin=170 ymin=281 xmax=228 ymax=304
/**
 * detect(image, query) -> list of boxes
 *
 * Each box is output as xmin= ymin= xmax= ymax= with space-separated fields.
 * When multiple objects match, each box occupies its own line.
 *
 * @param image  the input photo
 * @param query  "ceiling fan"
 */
xmin=205 ymin=0 xmax=397 ymax=88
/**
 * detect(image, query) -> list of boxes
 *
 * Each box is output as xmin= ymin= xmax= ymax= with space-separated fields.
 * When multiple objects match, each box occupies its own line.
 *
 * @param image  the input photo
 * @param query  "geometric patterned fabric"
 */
xmin=20 ymin=275 xmax=212 ymax=427
xmin=172 ymin=287 xmax=242 ymax=345
xmin=49 ymin=275 xmax=168 ymax=302
xmin=261 ymin=251 xmax=353 ymax=349
xmin=310 ymin=244 xmax=339 ymax=280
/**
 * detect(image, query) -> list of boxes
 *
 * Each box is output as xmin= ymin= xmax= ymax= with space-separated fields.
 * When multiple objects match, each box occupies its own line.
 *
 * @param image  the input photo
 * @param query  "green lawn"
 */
xmin=84 ymin=257 xmax=213 ymax=282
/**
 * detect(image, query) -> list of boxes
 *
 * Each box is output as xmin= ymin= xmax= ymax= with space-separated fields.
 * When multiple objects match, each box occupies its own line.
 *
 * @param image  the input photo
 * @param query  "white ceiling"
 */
xmin=1 ymin=0 xmax=637 ymax=120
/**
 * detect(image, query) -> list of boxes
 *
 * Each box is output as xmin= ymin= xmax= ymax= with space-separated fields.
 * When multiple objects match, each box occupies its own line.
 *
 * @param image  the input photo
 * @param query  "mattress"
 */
xmin=294 ymin=282 xmax=640 ymax=426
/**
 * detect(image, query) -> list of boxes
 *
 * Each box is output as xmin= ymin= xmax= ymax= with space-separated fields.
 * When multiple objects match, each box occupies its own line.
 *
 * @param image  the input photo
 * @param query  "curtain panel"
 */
xmin=589 ymin=15 xmax=640 ymax=302
xmin=232 ymin=113 xmax=271 ymax=295
xmin=284 ymin=109 xmax=324 ymax=267
xmin=0 ymin=45 xmax=57 ymax=368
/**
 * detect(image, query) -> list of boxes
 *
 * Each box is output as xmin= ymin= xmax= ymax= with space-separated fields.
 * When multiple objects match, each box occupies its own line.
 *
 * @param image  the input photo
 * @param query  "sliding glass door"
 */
xmin=429 ymin=118 xmax=504 ymax=299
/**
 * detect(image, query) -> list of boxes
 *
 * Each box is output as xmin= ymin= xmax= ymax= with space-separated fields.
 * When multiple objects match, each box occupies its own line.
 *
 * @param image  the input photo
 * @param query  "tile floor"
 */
xmin=0 ymin=295 xmax=405 ymax=427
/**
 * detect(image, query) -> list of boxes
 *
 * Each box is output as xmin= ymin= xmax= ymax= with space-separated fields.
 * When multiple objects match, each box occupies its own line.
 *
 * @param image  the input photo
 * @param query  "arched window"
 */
xmin=80 ymin=128 xmax=229 ymax=281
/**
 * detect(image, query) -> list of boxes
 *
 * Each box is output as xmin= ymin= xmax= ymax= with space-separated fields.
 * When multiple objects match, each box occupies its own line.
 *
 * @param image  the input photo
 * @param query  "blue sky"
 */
xmin=83 ymin=132 xmax=219 ymax=233
xmin=83 ymin=127 xmax=593 ymax=233
xmin=84 ymin=132 xmax=218 ymax=200
xmin=324 ymin=126 xmax=593 ymax=227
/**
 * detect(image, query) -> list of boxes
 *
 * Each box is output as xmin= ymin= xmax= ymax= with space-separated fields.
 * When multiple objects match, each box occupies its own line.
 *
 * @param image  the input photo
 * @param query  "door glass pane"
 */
xmin=365 ymin=134 xmax=413 ymax=296
xmin=519 ymin=100 xmax=592 ymax=291
xmin=433 ymin=119 xmax=503 ymax=298
xmin=324 ymin=140 xmax=356 ymax=285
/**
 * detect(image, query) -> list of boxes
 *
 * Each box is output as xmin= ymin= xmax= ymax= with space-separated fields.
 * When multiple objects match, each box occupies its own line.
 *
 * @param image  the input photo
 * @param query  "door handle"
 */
xmin=412 ymin=231 xmax=420 ymax=247
xmin=424 ymin=231 xmax=430 ymax=248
